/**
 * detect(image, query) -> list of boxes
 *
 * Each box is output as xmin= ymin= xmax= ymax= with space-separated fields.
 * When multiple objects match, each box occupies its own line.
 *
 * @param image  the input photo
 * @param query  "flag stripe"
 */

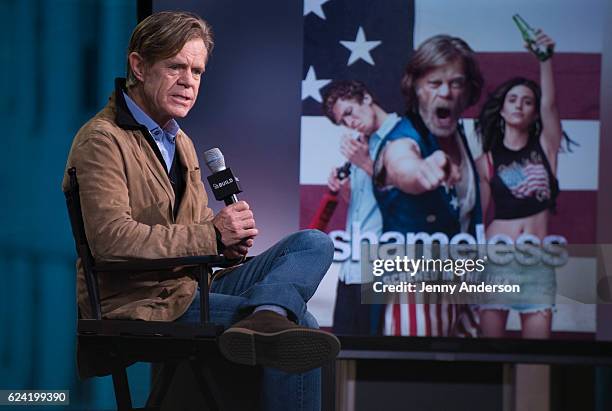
xmin=424 ymin=303 xmax=432 ymax=336
xmin=394 ymin=303 xmax=402 ymax=336
xmin=436 ymin=304 xmax=443 ymax=336
xmin=409 ymin=295 xmax=417 ymax=335
xmin=416 ymin=303 xmax=426 ymax=335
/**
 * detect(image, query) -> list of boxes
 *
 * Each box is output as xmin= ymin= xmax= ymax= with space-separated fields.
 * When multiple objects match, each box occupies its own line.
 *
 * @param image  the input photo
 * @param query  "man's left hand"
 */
xmin=340 ymin=134 xmax=373 ymax=176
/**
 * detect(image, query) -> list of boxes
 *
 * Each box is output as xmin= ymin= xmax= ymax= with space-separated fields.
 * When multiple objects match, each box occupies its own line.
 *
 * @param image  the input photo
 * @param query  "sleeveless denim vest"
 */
xmin=373 ymin=115 xmax=482 ymax=237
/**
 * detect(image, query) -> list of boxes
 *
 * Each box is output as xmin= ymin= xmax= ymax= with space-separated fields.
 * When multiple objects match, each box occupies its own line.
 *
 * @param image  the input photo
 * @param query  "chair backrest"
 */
xmin=64 ymin=167 xmax=102 ymax=320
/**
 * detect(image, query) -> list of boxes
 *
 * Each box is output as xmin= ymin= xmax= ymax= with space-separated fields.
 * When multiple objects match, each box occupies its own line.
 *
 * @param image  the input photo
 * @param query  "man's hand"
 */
xmin=212 ymin=201 xmax=258 ymax=247
xmin=327 ymin=168 xmax=349 ymax=193
xmin=525 ymin=29 xmax=555 ymax=61
xmin=340 ymin=134 xmax=373 ymax=175
xmin=533 ymin=29 xmax=555 ymax=53
xmin=223 ymin=242 xmax=251 ymax=259
xmin=416 ymin=150 xmax=461 ymax=191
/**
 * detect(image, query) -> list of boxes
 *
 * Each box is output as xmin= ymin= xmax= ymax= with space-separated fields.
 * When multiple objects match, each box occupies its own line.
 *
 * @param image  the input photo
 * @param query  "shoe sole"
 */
xmin=218 ymin=327 xmax=340 ymax=373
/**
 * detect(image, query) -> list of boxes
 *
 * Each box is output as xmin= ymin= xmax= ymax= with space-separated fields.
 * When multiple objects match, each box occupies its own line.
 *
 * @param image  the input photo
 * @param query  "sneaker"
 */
xmin=217 ymin=310 xmax=340 ymax=373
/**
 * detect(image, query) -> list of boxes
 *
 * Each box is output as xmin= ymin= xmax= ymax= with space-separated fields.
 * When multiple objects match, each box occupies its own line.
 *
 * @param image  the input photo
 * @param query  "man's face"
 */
xmin=415 ymin=59 xmax=468 ymax=137
xmin=138 ymin=38 xmax=207 ymax=126
xmin=331 ymin=94 xmax=377 ymax=135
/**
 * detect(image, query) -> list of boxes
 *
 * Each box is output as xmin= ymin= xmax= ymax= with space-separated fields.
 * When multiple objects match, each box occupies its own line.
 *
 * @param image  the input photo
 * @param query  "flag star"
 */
xmin=303 ymin=0 xmax=330 ymax=20
xmin=340 ymin=27 xmax=382 ymax=66
xmin=301 ymin=66 xmax=331 ymax=103
xmin=450 ymin=196 xmax=459 ymax=210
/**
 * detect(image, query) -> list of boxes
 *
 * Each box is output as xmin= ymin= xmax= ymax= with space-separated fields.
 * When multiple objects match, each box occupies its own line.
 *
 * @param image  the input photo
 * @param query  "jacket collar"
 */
xmin=114 ymin=78 xmax=144 ymax=131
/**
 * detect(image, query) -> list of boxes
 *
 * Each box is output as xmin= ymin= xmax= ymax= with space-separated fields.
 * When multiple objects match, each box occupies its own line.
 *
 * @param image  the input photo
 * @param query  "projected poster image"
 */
xmin=300 ymin=0 xmax=604 ymax=339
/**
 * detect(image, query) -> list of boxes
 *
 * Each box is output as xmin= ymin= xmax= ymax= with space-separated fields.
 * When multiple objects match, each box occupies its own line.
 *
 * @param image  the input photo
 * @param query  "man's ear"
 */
xmin=363 ymin=93 xmax=373 ymax=105
xmin=128 ymin=52 xmax=146 ymax=82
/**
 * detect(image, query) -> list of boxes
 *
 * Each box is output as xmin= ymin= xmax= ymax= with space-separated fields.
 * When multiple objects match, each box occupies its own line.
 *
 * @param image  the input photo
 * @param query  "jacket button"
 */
xmin=426 ymin=214 xmax=436 ymax=223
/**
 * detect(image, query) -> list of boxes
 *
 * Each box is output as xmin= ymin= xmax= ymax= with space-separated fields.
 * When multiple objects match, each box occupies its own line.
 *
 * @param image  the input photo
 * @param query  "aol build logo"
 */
xmin=213 ymin=178 xmax=235 ymax=190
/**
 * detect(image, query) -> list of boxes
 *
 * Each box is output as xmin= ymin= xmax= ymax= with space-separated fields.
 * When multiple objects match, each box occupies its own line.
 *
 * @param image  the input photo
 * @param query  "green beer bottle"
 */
xmin=512 ymin=14 xmax=553 ymax=61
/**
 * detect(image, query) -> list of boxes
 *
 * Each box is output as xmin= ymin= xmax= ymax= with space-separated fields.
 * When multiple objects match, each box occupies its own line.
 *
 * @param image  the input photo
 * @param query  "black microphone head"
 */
xmin=203 ymin=147 xmax=226 ymax=173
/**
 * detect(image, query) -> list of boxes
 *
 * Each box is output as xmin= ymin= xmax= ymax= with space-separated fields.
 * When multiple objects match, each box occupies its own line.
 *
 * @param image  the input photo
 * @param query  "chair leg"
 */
xmin=189 ymin=360 xmax=223 ymax=411
xmin=112 ymin=368 xmax=133 ymax=411
xmin=145 ymin=363 xmax=178 ymax=408
xmin=322 ymin=360 xmax=337 ymax=411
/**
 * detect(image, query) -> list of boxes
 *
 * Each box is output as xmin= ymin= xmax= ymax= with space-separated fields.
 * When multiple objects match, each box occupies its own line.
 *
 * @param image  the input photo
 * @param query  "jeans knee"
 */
xmin=297 ymin=229 xmax=334 ymax=262
xmin=282 ymin=229 xmax=334 ymax=291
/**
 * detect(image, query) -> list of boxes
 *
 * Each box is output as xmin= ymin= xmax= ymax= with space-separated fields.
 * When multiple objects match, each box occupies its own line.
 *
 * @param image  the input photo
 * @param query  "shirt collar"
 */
xmin=376 ymin=112 xmax=400 ymax=139
xmin=122 ymin=91 xmax=179 ymax=143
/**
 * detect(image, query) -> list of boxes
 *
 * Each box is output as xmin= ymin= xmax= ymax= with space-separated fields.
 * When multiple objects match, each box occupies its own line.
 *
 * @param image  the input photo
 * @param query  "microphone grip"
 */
xmin=223 ymin=193 xmax=252 ymax=247
xmin=224 ymin=194 xmax=239 ymax=206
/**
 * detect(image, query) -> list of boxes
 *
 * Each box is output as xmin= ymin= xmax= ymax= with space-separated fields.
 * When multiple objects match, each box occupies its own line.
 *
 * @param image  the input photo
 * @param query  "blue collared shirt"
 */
xmin=339 ymin=113 xmax=401 ymax=284
xmin=123 ymin=91 xmax=179 ymax=172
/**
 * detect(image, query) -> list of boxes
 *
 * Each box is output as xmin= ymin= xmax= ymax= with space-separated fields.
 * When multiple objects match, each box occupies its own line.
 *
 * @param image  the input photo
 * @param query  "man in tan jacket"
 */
xmin=63 ymin=11 xmax=338 ymax=410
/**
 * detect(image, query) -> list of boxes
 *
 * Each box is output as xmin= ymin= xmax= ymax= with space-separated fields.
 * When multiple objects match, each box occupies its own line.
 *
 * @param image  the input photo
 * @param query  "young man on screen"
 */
xmin=62 ymin=11 xmax=339 ymax=410
xmin=322 ymin=80 xmax=398 ymax=335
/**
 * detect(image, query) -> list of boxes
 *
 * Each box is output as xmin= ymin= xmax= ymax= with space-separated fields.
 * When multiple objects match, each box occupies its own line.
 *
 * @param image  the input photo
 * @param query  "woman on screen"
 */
xmin=475 ymin=30 xmax=570 ymax=339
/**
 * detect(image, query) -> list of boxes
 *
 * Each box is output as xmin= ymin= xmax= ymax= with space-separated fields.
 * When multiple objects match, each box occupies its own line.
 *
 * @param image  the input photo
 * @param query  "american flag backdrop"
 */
xmin=300 ymin=0 xmax=605 ymax=336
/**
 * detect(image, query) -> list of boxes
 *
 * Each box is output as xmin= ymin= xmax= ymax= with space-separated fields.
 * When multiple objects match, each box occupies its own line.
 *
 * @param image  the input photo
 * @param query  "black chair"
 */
xmin=64 ymin=167 xmax=239 ymax=411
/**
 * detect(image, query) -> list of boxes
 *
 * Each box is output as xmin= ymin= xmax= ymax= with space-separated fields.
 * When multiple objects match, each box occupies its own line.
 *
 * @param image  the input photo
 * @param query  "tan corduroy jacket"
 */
xmin=62 ymin=81 xmax=220 ymax=322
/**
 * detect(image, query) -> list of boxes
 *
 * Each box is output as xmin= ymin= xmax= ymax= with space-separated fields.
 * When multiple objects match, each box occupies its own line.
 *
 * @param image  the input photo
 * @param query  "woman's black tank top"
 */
xmin=490 ymin=138 xmax=559 ymax=220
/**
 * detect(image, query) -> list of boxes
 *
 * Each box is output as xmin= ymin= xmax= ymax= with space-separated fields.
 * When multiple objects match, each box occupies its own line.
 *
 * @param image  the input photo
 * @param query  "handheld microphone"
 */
xmin=203 ymin=147 xmax=242 ymax=205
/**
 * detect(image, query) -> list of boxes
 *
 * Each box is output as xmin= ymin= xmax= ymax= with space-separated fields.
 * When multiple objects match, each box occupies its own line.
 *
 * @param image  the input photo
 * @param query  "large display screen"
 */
xmin=299 ymin=0 xmax=609 ymax=341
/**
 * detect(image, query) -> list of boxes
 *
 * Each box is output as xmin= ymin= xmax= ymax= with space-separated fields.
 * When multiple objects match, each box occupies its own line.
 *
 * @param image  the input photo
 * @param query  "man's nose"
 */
xmin=437 ymin=83 xmax=451 ymax=98
xmin=178 ymin=70 xmax=196 ymax=88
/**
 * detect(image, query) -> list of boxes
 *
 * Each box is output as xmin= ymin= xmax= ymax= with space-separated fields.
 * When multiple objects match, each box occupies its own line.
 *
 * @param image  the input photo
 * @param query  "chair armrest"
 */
xmin=211 ymin=255 xmax=257 ymax=269
xmin=94 ymin=255 xmax=227 ymax=273
xmin=91 ymin=255 xmax=230 ymax=325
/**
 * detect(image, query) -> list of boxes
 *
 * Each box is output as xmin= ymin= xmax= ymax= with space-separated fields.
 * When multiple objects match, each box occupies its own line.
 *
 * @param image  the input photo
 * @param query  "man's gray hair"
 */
xmin=126 ymin=11 xmax=214 ymax=88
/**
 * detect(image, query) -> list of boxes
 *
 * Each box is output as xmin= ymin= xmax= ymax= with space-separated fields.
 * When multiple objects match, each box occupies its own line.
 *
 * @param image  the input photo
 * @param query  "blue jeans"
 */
xmin=176 ymin=229 xmax=334 ymax=411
